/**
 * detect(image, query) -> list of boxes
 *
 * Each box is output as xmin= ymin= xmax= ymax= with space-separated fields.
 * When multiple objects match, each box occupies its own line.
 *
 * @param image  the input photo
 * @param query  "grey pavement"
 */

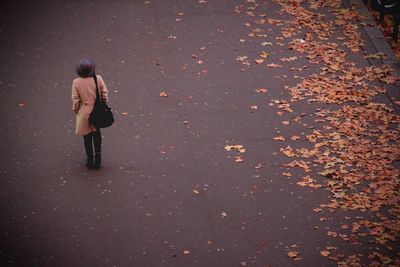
xmin=0 ymin=1 xmax=399 ymax=267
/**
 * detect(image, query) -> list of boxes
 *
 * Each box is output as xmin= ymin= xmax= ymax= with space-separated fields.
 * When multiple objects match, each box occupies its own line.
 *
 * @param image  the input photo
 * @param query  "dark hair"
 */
xmin=76 ymin=58 xmax=96 ymax=77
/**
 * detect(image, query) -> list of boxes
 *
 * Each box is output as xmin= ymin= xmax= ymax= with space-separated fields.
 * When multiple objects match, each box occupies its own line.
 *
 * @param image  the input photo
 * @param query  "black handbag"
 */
xmin=89 ymin=75 xmax=114 ymax=128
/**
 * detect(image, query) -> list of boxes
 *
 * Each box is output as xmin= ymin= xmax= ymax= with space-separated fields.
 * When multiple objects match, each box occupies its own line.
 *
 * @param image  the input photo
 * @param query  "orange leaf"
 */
xmin=256 ymin=88 xmax=268 ymax=93
xmin=320 ymin=250 xmax=330 ymax=257
xmin=159 ymin=92 xmax=168 ymax=97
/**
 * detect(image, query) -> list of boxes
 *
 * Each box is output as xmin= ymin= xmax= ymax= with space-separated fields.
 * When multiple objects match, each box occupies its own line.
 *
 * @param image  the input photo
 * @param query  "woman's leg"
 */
xmin=83 ymin=132 xmax=94 ymax=168
xmin=93 ymin=129 xmax=102 ymax=168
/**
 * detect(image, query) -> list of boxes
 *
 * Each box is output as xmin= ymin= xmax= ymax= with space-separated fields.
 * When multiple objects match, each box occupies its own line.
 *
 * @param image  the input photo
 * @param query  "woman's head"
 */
xmin=76 ymin=58 xmax=96 ymax=77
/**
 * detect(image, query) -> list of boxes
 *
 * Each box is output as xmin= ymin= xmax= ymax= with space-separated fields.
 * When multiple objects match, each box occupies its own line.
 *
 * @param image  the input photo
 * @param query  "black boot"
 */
xmin=93 ymin=130 xmax=102 ymax=169
xmin=86 ymin=157 xmax=94 ymax=169
xmin=94 ymin=152 xmax=101 ymax=169
xmin=83 ymin=133 xmax=94 ymax=169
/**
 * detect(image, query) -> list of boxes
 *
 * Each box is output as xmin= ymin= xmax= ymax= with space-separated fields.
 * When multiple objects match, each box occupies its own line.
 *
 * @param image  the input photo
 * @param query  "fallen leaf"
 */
xmin=261 ymin=42 xmax=273 ymax=46
xmin=260 ymin=51 xmax=270 ymax=58
xmin=320 ymin=250 xmax=330 ymax=257
xmin=234 ymin=156 xmax=245 ymax=163
xmin=224 ymin=145 xmax=246 ymax=153
xmin=256 ymin=88 xmax=268 ymax=93
xmin=254 ymin=163 xmax=263 ymax=169
xmin=287 ymin=251 xmax=301 ymax=260
xmin=267 ymin=63 xmax=283 ymax=68
xmin=291 ymin=135 xmax=300 ymax=140
xmin=280 ymin=146 xmax=296 ymax=157
xmin=159 ymin=92 xmax=168 ymax=97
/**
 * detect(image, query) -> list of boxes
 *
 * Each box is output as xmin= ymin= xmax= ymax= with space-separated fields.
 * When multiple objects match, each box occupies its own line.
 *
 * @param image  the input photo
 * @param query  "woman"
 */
xmin=72 ymin=58 xmax=109 ymax=169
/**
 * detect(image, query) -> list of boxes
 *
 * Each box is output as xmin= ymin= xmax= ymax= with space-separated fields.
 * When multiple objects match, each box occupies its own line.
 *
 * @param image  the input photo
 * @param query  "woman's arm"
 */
xmin=71 ymin=80 xmax=80 ymax=113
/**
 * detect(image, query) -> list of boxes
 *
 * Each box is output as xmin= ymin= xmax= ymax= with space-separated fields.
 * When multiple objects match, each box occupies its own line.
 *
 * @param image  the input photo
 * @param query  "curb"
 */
xmin=352 ymin=0 xmax=400 ymax=109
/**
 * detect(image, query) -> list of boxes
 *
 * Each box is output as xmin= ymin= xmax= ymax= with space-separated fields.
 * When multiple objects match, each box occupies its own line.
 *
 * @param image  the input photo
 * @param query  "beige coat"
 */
xmin=72 ymin=75 xmax=109 ymax=135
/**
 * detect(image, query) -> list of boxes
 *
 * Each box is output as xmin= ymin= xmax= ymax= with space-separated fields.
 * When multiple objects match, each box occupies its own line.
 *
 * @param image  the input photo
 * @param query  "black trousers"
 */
xmin=83 ymin=130 xmax=101 ymax=160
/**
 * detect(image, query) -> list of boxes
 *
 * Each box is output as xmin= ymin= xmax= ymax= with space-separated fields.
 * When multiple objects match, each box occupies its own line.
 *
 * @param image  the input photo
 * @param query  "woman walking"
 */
xmin=72 ymin=58 xmax=109 ymax=169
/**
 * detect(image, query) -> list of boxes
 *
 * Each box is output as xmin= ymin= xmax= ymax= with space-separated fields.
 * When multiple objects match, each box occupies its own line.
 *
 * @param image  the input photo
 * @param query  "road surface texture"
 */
xmin=0 ymin=0 xmax=399 ymax=266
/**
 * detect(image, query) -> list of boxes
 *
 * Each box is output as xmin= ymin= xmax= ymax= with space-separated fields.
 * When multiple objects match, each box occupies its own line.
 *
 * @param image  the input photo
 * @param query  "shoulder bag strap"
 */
xmin=92 ymin=74 xmax=102 ymax=103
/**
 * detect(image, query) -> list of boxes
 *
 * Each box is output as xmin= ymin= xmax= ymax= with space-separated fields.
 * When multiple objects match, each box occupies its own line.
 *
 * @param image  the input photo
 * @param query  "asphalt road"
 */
xmin=0 ymin=1 xmax=398 ymax=266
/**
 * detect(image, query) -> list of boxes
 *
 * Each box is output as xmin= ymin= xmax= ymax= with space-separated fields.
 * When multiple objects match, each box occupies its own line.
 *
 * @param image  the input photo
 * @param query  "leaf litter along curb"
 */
xmin=236 ymin=0 xmax=399 ymax=265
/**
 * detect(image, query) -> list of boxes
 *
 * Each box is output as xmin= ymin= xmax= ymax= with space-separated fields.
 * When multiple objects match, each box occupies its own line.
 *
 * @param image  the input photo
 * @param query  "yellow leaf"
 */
xmin=260 ymin=51 xmax=270 ymax=58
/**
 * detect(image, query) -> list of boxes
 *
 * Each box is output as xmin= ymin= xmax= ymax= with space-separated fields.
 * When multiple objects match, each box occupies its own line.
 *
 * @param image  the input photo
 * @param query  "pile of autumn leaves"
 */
xmin=240 ymin=0 xmax=400 ymax=265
